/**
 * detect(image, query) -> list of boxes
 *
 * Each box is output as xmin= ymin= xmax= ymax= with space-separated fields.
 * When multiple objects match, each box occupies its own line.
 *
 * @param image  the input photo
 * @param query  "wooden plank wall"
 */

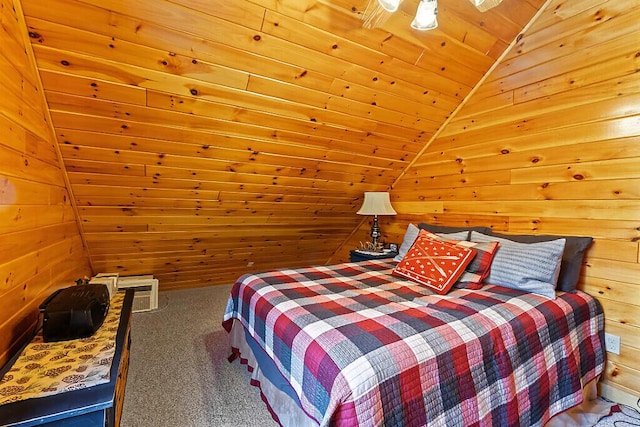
xmin=0 ymin=0 xmax=91 ymax=367
xmin=17 ymin=0 xmax=541 ymax=290
xmin=339 ymin=0 xmax=640 ymax=403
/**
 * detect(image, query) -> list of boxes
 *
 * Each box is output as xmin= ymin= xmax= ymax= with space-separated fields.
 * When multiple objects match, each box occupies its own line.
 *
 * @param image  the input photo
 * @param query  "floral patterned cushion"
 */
xmin=0 ymin=292 xmax=125 ymax=405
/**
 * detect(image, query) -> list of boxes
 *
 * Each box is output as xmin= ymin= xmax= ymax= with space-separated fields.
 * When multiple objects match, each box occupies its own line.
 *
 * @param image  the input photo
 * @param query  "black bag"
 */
xmin=40 ymin=284 xmax=110 ymax=342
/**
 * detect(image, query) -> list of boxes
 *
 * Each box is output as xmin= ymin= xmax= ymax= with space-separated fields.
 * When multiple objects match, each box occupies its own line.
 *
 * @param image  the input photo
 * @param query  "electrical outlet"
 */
xmin=604 ymin=332 xmax=621 ymax=355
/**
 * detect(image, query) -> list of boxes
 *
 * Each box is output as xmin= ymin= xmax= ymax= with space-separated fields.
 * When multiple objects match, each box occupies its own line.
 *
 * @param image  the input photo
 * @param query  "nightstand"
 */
xmin=350 ymin=249 xmax=398 ymax=263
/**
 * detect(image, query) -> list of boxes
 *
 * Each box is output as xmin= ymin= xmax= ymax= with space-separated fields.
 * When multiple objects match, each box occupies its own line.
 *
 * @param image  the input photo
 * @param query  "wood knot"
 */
xmin=573 ymin=174 xmax=584 ymax=180
xmin=253 ymin=35 xmax=261 ymax=41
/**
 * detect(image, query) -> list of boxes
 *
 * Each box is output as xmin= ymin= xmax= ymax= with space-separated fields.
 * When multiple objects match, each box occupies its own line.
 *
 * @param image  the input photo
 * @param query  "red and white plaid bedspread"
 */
xmin=222 ymin=260 xmax=605 ymax=427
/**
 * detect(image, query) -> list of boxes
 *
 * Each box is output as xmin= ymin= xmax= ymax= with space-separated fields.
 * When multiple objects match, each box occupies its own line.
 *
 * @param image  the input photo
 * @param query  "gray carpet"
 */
xmin=121 ymin=285 xmax=277 ymax=427
xmin=121 ymin=286 xmax=640 ymax=427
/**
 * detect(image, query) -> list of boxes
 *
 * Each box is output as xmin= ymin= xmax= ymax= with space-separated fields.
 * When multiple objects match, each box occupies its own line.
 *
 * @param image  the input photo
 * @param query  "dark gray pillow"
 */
xmin=393 ymin=224 xmax=468 ymax=262
xmin=486 ymin=231 xmax=593 ymax=293
xmin=418 ymin=223 xmax=492 ymax=239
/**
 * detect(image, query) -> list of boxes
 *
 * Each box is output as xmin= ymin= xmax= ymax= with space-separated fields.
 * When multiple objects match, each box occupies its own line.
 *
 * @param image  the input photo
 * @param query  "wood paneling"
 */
xmin=0 ymin=0 xmax=91 ymax=367
xmin=340 ymin=0 xmax=640 ymax=402
xmin=4 ymin=0 xmax=638 ymax=405
xmin=16 ymin=0 xmax=540 ymax=290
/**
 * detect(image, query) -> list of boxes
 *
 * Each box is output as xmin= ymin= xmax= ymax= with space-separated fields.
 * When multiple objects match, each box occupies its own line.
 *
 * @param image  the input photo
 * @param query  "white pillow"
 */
xmin=393 ymin=224 xmax=468 ymax=262
xmin=469 ymin=231 xmax=566 ymax=299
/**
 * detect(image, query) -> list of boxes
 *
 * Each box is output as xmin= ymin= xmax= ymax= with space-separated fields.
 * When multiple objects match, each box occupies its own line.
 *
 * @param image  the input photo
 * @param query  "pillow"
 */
xmin=487 ymin=231 xmax=593 ymax=292
xmin=394 ymin=223 xmax=420 ymax=262
xmin=393 ymin=229 xmax=476 ymax=294
xmin=418 ymin=223 xmax=492 ymax=237
xmin=452 ymin=240 xmax=500 ymax=290
xmin=415 ymin=231 xmax=500 ymax=290
xmin=393 ymin=224 xmax=468 ymax=262
xmin=470 ymin=231 xmax=566 ymax=299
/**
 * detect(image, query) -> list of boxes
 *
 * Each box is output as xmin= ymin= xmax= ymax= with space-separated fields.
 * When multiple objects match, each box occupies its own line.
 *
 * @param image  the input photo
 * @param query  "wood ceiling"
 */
xmin=18 ymin=0 xmax=545 ymax=289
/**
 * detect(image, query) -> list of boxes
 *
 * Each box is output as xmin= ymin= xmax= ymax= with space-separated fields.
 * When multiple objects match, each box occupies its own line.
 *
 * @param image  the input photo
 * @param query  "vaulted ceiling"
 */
xmin=18 ymin=0 xmax=545 ymax=289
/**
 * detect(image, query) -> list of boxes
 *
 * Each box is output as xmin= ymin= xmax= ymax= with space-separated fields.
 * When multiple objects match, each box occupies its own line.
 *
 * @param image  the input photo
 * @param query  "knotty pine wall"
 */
xmin=338 ymin=0 xmax=640 ymax=404
xmin=17 ymin=0 xmax=541 ymax=290
xmin=0 ymin=0 xmax=91 ymax=367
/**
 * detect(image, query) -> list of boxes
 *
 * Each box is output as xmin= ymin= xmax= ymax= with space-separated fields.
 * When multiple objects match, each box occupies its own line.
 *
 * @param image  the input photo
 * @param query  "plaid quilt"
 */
xmin=222 ymin=260 xmax=605 ymax=427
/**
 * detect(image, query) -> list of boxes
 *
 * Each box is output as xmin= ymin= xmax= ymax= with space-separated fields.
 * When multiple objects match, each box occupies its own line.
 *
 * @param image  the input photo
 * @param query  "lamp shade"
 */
xmin=470 ymin=0 xmax=503 ymax=12
xmin=411 ymin=0 xmax=438 ymax=31
xmin=357 ymin=192 xmax=397 ymax=216
xmin=377 ymin=0 xmax=401 ymax=12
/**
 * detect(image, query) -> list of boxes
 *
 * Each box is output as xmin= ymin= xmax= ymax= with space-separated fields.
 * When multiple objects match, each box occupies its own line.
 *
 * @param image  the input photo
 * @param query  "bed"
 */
xmin=222 ymin=227 xmax=607 ymax=427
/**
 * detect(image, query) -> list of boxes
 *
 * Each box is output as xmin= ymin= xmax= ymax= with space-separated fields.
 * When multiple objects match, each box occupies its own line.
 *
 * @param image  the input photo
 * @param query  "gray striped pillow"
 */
xmin=469 ymin=231 xmax=566 ymax=299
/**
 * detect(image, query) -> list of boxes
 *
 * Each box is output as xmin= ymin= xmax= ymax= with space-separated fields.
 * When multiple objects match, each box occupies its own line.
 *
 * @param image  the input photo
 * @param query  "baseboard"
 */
xmin=599 ymin=381 xmax=640 ymax=409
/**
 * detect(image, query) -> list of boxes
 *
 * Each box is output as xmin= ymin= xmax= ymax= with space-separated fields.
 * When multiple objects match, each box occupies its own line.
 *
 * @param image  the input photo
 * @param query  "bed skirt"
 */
xmin=228 ymin=319 xmax=317 ymax=427
xmin=227 ymin=319 xmax=616 ymax=427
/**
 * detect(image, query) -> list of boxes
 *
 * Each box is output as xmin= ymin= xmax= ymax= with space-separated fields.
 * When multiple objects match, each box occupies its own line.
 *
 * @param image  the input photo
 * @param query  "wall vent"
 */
xmin=114 ymin=275 xmax=159 ymax=313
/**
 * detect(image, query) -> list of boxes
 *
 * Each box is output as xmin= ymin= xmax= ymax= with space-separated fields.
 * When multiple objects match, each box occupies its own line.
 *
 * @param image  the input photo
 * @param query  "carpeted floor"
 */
xmin=121 ymin=285 xmax=277 ymax=427
xmin=121 ymin=286 xmax=640 ymax=427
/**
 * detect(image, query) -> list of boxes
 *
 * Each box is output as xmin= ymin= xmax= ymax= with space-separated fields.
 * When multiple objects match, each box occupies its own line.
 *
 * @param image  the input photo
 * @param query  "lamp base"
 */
xmin=370 ymin=215 xmax=383 ymax=251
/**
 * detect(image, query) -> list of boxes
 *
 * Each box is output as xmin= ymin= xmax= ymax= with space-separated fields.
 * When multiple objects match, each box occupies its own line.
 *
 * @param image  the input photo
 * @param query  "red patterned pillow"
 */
xmin=392 ymin=230 xmax=476 ymax=294
xmin=406 ymin=230 xmax=499 ymax=290
xmin=452 ymin=240 xmax=500 ymax=290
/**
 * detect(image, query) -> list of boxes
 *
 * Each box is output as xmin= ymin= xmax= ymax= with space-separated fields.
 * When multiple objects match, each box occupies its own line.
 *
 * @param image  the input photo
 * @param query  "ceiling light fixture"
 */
xmin=471 ymin=0 xmax=504 ymax=12
xmin=362 ymin=0 xmax=504 ymax=31
xmin=378 ymin=0 xmax=401 ymax=12
xmin=411 ymin=0 xmax=438 ymax=31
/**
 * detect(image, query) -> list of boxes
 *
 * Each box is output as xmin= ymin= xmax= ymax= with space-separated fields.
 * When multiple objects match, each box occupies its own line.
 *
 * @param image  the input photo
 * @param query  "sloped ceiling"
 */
xmin=19 ymin=0 xmax=544 ymax=289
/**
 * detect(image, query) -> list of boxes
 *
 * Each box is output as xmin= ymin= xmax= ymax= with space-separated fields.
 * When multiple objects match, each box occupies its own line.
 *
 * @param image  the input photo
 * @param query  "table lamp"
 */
xmin=357 ymin=192 xmax=397 ymax=250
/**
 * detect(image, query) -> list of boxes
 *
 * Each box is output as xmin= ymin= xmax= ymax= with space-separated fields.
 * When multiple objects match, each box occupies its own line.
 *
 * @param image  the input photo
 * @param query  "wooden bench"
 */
xmin=0 ymin=290 xmax=133 ymax=427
